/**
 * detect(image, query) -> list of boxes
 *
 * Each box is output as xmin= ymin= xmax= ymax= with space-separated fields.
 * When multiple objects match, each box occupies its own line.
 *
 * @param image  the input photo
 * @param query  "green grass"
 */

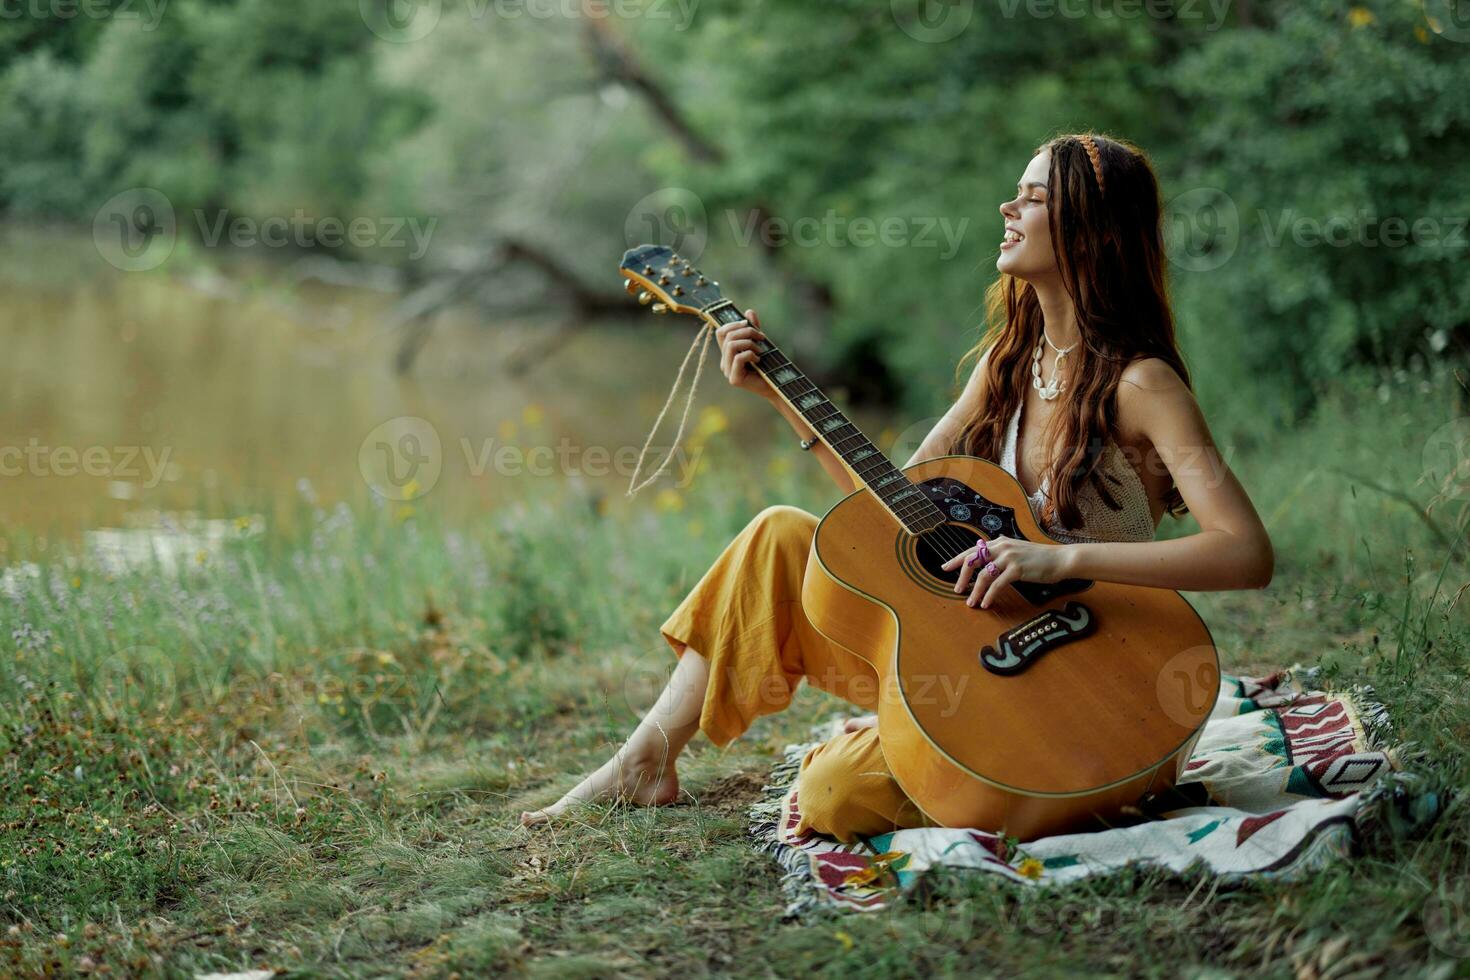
xmin=2 ymin=365 xmax=1468 ymax=978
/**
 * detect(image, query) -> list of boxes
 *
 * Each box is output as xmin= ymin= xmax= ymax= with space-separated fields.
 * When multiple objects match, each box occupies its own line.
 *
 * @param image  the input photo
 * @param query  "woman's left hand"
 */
xmin=940 ymin=537 xmax=1075 ymax=609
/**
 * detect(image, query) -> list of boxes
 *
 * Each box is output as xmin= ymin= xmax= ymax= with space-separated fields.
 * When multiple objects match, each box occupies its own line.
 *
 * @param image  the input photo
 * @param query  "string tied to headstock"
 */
xmin=626 ymin=318 xmax=717 ymax=498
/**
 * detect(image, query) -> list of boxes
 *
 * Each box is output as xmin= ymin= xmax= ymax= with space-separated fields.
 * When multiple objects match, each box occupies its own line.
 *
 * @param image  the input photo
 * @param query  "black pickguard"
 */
xmin=908 ymin=476 xmax=1092 ymax=606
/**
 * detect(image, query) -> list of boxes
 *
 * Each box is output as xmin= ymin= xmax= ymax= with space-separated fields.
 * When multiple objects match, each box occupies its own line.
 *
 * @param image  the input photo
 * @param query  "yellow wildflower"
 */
xmin=1347 ymin=6 xmax=1374 ymax=27
xmin=695 ymin=405 xmax=728 ymax=438
xmin=522 ymin=403 xmax=545 ymax=427
xmin=655 ymin=488 xmax=684 ymax=512
xmin=833 ymin=930 xmax=854 ymax=950
xmin=498 ymin=419 xmax=518 ymax=441
xmin=1017 ymin=857 xmax=1045 ymax=880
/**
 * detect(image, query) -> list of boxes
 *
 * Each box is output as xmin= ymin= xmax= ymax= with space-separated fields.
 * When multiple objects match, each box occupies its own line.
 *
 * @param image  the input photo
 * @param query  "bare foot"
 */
xmin=519 ymin=747 xmax=681 ymax=827
xmin=843 ymin=713 xmax=878 ymax=733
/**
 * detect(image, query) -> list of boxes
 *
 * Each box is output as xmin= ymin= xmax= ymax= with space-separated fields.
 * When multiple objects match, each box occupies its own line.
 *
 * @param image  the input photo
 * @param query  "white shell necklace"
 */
xmin=1031 ymin=330 xmax=1076 ymax=401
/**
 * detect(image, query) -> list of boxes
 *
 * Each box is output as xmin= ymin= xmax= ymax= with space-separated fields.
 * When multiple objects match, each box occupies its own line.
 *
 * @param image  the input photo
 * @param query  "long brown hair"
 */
xmin=944 ymin=131 xmax=1191 ymax=530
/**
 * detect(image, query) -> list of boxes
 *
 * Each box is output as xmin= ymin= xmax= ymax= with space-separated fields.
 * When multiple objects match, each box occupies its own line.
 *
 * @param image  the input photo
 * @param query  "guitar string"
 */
xmin=699 ymin=303 xmax=987 ymax=565
xmin=622 ymin=273 xmax=987 ymax=567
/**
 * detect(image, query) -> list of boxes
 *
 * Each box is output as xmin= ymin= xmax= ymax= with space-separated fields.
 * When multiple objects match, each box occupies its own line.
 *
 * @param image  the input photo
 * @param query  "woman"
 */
xmin=520 ymin=132 xmax=1274 ymax=841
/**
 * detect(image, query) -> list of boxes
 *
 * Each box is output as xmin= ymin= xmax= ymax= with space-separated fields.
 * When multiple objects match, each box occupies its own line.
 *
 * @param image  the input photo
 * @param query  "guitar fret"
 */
xmin=695 ymin=295 xmax=945 ymax=531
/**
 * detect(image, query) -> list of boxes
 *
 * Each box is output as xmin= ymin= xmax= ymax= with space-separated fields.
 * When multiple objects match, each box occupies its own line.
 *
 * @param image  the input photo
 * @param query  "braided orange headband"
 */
xmin=1078 ymin=134 xmax=1105 ymax=194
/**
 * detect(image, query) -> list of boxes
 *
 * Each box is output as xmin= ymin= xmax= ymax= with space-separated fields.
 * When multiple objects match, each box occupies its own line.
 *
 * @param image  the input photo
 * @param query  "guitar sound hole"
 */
xmin=915 ymin=523 xmax=980 ymax=587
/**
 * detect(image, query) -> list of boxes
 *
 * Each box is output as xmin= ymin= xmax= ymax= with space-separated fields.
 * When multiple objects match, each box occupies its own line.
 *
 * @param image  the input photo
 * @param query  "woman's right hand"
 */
xmin=717 ymin=308 xmax=773 ymax=399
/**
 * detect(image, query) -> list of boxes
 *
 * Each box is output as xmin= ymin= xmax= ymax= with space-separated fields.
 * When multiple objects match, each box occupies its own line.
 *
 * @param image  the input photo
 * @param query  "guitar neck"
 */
xmin=703 ymin=300 xmax=945 ymax=534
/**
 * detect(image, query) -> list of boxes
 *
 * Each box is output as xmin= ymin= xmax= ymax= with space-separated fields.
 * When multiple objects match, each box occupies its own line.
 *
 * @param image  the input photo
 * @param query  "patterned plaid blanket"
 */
xmin=748 ymin=665 xmax=1445 ymax=915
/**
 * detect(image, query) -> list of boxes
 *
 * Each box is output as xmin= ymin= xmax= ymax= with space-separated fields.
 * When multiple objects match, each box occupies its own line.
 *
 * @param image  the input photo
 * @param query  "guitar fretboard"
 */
xmin=705 ymin=301 xmax=946 ymax=534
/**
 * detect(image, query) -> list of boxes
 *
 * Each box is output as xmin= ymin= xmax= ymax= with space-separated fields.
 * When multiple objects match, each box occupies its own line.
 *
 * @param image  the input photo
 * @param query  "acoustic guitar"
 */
xmin=619 ymin=243 xmax=1220 ymax=841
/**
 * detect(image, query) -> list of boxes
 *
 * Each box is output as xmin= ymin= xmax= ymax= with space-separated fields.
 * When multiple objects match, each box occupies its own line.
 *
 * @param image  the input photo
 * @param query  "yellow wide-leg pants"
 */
xmin=660 ymin=504 xmax=939 ymax=843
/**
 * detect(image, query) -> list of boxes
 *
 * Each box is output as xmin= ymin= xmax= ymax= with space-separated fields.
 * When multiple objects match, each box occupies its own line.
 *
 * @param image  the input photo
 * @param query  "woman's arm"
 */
xmin=901 ymin=347 xmax=993 ymax=468
xmin=1060 ymin=358 xmax=1274 ymax=591
xmin=761 ymin=387 xmax=858 ymax=494
xmin=944 ymin=358 xmax=1274 ymax=608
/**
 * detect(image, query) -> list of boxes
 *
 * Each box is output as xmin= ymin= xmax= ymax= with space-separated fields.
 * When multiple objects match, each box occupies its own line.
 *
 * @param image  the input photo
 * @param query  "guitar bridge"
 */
xmin=980 ymin=601 xmax=1097 ymax=675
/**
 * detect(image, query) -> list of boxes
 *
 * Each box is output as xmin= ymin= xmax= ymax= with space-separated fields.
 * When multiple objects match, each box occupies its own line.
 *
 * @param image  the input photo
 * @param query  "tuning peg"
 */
xmin=671 ymin=285 xmax=684 ymax=296
xmin=651 ymin=303 xmax=670 ymax=314
xmin=658 ymin=274 xmax=671 ymax=285
xmin=696 ymin=277 xmax=707 ymax=287
xmin=638 ymin=291 xmax=653 ymax=305
xmin=624 ymin=279 xmax=639 ymax=295
xmin=642 ymin=265 xmax=654 ymax=275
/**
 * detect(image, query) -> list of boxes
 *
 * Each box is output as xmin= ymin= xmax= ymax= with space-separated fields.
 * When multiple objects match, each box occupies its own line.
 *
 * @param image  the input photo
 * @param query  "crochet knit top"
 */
xmin=998 ymin=399 xmax=1158 ymax=545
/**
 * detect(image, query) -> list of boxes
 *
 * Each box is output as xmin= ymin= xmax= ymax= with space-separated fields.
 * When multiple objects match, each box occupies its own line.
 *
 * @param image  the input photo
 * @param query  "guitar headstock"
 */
xmin=619 ymin=244 xmax=725 ymax=318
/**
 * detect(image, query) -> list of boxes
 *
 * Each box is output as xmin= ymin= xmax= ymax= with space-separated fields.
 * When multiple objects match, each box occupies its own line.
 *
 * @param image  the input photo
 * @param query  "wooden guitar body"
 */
xmin=800 ymin=454 xmax=1220 ymax=842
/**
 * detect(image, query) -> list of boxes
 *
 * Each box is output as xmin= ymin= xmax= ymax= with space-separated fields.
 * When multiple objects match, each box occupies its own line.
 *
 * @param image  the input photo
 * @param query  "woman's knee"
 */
xmin=748 ymin=505 xmax=818 ymax=548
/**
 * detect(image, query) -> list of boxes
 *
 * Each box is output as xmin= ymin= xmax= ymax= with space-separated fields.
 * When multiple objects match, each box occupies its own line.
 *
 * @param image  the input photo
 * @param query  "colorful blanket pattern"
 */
xmin=747 ymin=665 xmax=1441 ymax=915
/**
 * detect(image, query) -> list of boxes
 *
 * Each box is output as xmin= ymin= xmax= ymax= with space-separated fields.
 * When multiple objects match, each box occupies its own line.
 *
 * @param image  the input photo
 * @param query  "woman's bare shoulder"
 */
xmin=1115 ymin=357 xmax=1196 ymax=442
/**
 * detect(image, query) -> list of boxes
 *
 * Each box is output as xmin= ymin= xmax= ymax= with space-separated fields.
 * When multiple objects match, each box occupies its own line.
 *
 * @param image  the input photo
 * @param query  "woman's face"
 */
xmin=996 ymin=150 xmax=1057 ymax=282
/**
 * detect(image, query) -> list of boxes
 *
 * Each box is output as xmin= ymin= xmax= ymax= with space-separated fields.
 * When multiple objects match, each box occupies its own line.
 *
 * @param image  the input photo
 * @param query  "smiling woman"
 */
xmin=521 ymin=132 xmax=1275 ymax=842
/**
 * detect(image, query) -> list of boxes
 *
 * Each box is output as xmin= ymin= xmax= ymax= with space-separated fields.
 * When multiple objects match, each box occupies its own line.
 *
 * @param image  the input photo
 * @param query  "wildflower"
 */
xmin=498 ymin=419 xmax=518 ymax=441
xmin=833 ymin=930 xmax=854 ymax=950
xmin=1016 ymin=857 xmax=1044 ymax=880
xmin=522 ymin=403 xmax=545 ymax=427
xmin=655 ymin=489 xmax=684 ymax=513
xmin=1347 ymin=6 xmax=1374 ymax=27
xmin=694 ymin=405 xmax=728 ymax=438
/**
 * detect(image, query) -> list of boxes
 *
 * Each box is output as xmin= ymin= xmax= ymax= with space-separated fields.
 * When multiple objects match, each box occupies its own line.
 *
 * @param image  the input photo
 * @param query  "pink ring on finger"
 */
xmin=965 ymin=548 xmax=984 ymax=567
xmin=977 ymin=538 xmax=991 ymax=562
xmin=984 ymin=561 xmax=1000 ymax=577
